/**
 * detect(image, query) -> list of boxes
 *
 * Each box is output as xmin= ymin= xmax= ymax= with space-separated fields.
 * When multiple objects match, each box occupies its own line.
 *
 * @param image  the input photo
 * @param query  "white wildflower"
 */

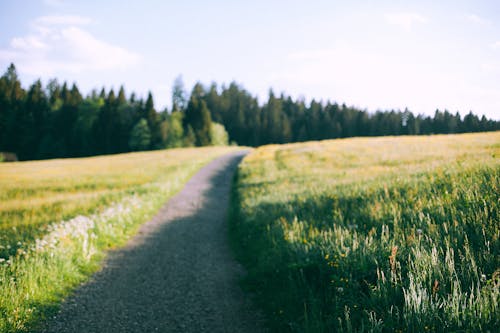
xmin=16 ymin=196 xmax=143 ymax=258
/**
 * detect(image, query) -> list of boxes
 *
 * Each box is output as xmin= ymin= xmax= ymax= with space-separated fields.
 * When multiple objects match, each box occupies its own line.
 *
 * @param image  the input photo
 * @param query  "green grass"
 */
xmin=0 ymin=146 xmax=241 ymax=332
xmin=230 ymin=132 xmax=500 ymax=332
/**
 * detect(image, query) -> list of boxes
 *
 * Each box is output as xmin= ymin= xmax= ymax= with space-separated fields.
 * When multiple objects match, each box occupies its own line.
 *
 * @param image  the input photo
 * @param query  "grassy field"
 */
xmin=231 ymin=132 xmax=499 ymax=332
xmin=0 ymin=146 xmax=240 ymax=333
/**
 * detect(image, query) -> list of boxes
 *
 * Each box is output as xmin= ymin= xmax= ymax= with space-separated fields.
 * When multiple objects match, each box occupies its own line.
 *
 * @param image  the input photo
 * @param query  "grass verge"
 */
xmin=230 ymin=133 xmax=499 ymax=332
xmin=0 ymin=146 xmax=240 ymax=332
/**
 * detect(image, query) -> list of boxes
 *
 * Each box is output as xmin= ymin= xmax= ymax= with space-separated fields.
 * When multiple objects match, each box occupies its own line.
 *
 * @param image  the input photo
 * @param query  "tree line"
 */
xmin=201 ymin=83 xmax=499 ymax=146
xmin=0 ymin=64 xmax=227 ymax=160
xmin=0 ymin=63 xmax=498 ymax=161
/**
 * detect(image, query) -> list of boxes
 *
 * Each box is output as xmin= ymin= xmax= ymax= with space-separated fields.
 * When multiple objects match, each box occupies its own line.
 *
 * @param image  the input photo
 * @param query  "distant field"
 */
xmin=231 ymin=132 xmax=499 ymax=332
xmin=0 ymin=146 xmax=240 ymax=332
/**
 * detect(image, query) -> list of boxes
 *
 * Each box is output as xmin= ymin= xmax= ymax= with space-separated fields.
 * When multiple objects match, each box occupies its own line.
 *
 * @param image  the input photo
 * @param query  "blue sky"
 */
xmin=1 ymin=0 xmax=499 ymax=119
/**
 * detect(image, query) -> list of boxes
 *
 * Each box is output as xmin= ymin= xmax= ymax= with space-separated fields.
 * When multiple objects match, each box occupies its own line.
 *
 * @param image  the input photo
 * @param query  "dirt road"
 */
xmin=43 ymin=151 xmax=265 ymax=333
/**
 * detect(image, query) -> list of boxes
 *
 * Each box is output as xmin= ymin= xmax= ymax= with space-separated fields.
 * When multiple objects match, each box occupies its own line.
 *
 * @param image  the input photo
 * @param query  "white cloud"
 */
xmin=384 ymin=12 xmax=427 ymax=31
xmin=0 ymin=15 xmax=140 ymax=76
xmin=11 ymin=36 xmax=47 ymax=50
xmin=465 ymin=14 xmax=491 ymax=26
xmin=60 ymin=26 xmax=140 ymax=71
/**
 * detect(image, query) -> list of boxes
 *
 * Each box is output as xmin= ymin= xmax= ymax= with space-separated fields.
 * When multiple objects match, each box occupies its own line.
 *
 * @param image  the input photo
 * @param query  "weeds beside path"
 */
xmin=41 ymin=150 xmax=264 ymax=333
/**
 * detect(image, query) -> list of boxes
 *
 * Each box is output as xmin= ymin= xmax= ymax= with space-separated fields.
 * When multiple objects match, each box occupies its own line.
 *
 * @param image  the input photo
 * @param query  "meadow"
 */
xmin=0 ymin=146 xmax=240 ymax=332
xmin=231 ymin=132 xmax=499 ymax=332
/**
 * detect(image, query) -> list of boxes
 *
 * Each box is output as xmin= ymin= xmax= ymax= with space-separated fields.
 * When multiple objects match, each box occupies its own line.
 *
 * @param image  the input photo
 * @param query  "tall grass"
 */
xmin=0 ymin=146 xmax=240 ymax=332
xmin=230 ymin=133 xmax=499 ymax=332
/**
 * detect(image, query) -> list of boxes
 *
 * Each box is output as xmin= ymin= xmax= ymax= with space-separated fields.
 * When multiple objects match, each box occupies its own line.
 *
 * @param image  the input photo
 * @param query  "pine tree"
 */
xmin=183 ymin=93 xmax=212 ymax=146
xmin=129 ymin=118 xmax=151 ymax=151
xmin=144 ymin=92 xmax=163 ymax=148
xmin=172 ymin=75 xmax=187 ymax=112
xmin=117 ymin=86 xmax=127 ymax=105
xmin=0 ymin=64 xmax=26 ymax=154
xmin=22 ymin=80 xmax=49 ymax=159
xmin=93 ymin=89 xmax=122 ymax=154
xmin=184 ymin=125 xmax=196 ymax=147
xmin=47 ymin=79 xmax=62 ymax=111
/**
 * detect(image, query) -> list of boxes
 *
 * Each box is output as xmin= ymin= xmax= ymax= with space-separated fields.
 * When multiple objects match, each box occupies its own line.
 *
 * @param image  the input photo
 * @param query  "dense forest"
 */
xmin=0 ymin=63 xmax=498 ymax=161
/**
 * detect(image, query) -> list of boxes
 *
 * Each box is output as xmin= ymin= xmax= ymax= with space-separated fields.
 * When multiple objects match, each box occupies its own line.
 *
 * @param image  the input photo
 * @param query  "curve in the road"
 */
xmin=42 ymin=150 xmax=265 ymax=333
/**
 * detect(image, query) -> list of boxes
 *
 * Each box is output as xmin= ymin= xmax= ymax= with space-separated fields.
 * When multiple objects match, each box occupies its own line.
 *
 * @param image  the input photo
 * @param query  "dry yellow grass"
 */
xmin=0 ymin=146 xmax=240 ymax=257
xmin=241 ymin=132 xmax=499 ymax=195
xmin=232 ymin=132 xmax=500 ymax=332
xmin=0 ymin=146 xmax=242 ymax=333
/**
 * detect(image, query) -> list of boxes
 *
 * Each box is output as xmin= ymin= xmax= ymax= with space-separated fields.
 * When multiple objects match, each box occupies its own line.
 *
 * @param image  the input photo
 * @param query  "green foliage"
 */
xmin=0 ymin=64 xmax=26 ymax=154
xmin=210 ymin=122 xmax=229 ymax=146
xmin=164 ymin=111 xmax=185 ymax=148
xmin=196 ymin=82 xmax=499 ymax=146
xmin=1 ymin=62 xmax=499 ymax=161
xmin=183 ymin=85 xmax=213 ymax=146
xmin=231 ymin=133 xmax=500 ymax=332
xmin=143 ymin=92 xmax=163 ymax=149
xmin=128 ymin=118 xmax=151 ymax=151
xmin=184 ymin=125 xmax=196 ymax=147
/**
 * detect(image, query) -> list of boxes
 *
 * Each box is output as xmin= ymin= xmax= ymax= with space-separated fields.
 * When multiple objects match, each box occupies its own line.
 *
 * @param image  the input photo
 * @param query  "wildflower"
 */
xmin=328 ymin=261 xmax=339 ymax=267
xmin=337 ymin=287 xmax=344 ymax=293
xmin=481 ymin=274 xmax=487 ymax=282
xmin=432 ymin=279 xmax=439 ymax=296
xmin=0 ymin=258 xmax=5 ymax=263
xmin=416 ymin=229 xmax=423 ymax=236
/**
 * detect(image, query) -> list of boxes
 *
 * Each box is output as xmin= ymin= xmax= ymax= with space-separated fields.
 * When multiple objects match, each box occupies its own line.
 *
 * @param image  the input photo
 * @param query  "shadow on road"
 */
xmin=42 ymin=150 xmax=265 ymax=333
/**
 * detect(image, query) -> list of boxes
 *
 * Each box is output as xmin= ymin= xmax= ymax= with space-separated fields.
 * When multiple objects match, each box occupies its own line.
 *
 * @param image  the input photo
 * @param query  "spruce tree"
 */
xmin=183 ymin=94 xmax=212 ymax=146
xmin=129 ymin=118 xmax=151 ymax=151
xmin=172 ymin=75 xmax=187 ymax=112
xmin=144 ymin=92 xmax=162 ymax=148
xmin=117 ymin=86 xmax=127 ymax=105
xmin=22 ymin=80 xmax=49 ymax=159
xmin=0 ymin=63 xmax=25 ymax=153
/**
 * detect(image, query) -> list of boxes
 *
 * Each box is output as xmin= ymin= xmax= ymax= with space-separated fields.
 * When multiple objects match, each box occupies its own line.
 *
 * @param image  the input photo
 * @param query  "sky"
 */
xmin=1 ymin=0 xmax=499 ymax=119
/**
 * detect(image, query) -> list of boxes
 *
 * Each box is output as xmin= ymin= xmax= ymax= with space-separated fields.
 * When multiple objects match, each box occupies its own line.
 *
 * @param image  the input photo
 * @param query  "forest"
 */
xmin=0 ymin=63 xmax=498 ymax=161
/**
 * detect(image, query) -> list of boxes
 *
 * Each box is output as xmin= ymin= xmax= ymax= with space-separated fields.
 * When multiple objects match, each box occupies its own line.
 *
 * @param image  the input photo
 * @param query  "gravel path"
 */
xmin=42 ymin=151 xmax=265 ymax=333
